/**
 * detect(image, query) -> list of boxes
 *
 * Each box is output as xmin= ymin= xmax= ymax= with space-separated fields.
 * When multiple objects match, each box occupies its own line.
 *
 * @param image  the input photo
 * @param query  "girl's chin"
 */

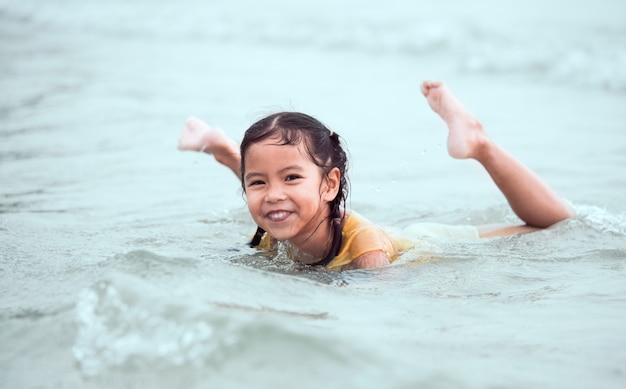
xmin=269 ymin=234 xmax=293 ymax=242
xmin=262 ymin=227 xmax=292 ymax=242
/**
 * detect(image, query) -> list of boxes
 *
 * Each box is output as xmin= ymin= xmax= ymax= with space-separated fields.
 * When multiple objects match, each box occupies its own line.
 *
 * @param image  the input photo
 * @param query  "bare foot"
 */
xmin=178 ymin=117 xmax=233 ymax=154
xmin=421 ymin=81 xmax=488 ymax=160
xmin=178 ymin=117 xmax=242 ymax=177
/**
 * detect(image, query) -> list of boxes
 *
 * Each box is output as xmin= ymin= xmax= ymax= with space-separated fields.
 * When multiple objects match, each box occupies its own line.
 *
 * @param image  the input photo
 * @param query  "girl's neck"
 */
xmin=287 ymin=221 xmax=332 ymax=264
xmin=286 ymin=209 xmax=345 ymax=265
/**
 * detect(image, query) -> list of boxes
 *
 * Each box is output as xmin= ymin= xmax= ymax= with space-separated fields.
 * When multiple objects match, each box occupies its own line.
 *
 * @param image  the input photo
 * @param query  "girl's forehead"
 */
xmin=245 ymin=137 xmax=311 ymax=164
xmin=248 ymin=136 xmax=306 ymax=155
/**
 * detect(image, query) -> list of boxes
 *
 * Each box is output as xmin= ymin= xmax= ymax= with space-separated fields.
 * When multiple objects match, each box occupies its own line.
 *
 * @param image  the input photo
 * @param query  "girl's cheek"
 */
xmin=246 ymin=193 xmax=262 ymax=209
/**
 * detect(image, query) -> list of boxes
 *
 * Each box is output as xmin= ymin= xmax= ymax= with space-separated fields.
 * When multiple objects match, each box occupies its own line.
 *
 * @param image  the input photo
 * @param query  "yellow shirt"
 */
xmin=255 ymin=212 xmax=415 ymax=271
xmin=325 ymin=212 xmax=415 ymax=270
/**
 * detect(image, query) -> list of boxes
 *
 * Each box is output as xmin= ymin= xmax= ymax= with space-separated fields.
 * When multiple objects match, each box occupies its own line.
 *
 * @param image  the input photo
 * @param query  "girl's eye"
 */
xmin=247 ymin=180 xmax=265 ymax=187
xmin=285 ymin=174 xmax=301 ymax=182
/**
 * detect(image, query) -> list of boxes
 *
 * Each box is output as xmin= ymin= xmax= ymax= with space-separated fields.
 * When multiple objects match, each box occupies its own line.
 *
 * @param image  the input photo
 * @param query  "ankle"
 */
xmin=472 ymin=137 xmax=497 ymax=164
xmin=214 ymin=148 xmax=239 ymax=166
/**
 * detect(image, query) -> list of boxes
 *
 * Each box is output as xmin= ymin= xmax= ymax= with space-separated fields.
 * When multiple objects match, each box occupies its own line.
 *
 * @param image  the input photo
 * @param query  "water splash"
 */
xmin=72 ymin=274 xmax=348 ymax=379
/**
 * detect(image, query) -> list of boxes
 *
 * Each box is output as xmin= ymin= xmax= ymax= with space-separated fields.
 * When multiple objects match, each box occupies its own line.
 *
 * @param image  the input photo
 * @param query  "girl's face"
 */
xmin=243 ymin=136 xmax=340 ymax=251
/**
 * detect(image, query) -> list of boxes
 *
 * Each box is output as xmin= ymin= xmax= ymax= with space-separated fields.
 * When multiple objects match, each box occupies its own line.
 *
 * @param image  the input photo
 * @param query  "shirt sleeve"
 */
xmin=327 ymin=219 xmax=400 ymax=271
xmin=346 ymin=226 xmax=396 ymax=260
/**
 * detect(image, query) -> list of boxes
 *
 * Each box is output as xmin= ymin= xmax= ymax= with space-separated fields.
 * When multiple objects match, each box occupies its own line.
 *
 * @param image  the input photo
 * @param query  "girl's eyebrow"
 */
xmin=279 ymin=165 xmax=304 ymax=173
xmin=244 ymin=171 xmax=263 ymax=181
xmin=244 ymin=165 xmax=304 ymax=181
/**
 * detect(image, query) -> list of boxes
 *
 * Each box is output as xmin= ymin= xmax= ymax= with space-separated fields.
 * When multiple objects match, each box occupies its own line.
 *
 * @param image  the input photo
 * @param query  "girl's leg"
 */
xmin=421 ymin=81 xmax=574 ymax=235
xmin=178 ymin=117 xmax=242 ymax=180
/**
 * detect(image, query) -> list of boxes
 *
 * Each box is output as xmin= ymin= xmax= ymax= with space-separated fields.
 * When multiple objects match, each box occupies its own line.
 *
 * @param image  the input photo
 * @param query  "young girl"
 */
xmin=178 ymin=81 xmax=574 ymax=270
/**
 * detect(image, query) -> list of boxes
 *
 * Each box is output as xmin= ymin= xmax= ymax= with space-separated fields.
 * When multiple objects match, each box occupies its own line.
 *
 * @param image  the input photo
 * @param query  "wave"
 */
xmin=4 ymin=1 xmax=625 ymax=93
xmin=574 ymin=204 xmax=626 ymax=235
xmin=72 ymin=274 xmax=365 ymax=383
xmin=220 ymin=19 xmax=626 ymax=92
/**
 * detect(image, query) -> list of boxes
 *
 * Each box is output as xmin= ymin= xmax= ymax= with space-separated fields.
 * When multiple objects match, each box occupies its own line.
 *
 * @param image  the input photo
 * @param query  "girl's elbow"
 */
xmin=349 ymin=251 xmax=390 ymax=269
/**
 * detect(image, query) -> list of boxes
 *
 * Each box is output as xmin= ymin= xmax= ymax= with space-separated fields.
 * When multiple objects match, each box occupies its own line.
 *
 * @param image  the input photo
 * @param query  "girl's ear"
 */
xmin=322 ymin=167 xmax=341 ymax=202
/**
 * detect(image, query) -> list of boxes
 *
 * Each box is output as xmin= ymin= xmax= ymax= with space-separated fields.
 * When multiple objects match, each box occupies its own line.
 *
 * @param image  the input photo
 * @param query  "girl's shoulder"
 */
xmin=328 ymin=211 xmax=409 ymax=270
xmin=343 ymin=211 xmax=384 ymax=231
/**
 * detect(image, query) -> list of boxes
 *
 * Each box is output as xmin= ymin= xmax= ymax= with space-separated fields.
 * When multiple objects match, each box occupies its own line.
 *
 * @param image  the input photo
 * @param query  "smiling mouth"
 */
xmin=267 ymin=210 xmax=291 ymax=222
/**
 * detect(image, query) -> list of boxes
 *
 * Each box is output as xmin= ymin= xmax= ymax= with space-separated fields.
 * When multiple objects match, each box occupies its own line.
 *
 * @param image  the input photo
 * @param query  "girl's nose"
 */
xmin=265 ymin=184 xmax=286 ymax=202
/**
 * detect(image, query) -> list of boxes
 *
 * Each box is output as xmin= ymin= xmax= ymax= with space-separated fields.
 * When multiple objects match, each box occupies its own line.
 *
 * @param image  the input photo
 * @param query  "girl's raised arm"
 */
xmin=178 ymin=117 xmax=242 ymax=180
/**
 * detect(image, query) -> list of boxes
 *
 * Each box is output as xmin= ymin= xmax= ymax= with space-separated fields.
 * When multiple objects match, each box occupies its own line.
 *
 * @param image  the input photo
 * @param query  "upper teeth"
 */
xmin=268 ymin=211 xmax=288 ymax=221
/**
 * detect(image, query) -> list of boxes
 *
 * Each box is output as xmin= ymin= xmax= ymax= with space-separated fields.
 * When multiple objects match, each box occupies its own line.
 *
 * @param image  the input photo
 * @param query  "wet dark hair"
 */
xmin=241 ymin=112 xmax=349 ymax=265
xmin=240 ymin=112 xmax=349 ymax=219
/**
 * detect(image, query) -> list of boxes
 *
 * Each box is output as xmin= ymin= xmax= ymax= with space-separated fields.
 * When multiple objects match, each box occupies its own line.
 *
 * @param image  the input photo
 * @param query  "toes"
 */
xmin=186 ymin=116 xmax=206 ymax=130
xmin=421 ymin=80 xmax=443 ymax=96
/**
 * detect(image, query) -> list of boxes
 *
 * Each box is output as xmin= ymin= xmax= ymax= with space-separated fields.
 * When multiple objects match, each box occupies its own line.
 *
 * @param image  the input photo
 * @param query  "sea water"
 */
xmin=1 ymin=0 xmax=626 ymax=388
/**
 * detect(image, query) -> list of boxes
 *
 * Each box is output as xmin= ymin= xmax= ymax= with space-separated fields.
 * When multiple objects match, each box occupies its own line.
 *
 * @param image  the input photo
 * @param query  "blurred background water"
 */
xmin=1 ymin=0 xmax=625 ymax=388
